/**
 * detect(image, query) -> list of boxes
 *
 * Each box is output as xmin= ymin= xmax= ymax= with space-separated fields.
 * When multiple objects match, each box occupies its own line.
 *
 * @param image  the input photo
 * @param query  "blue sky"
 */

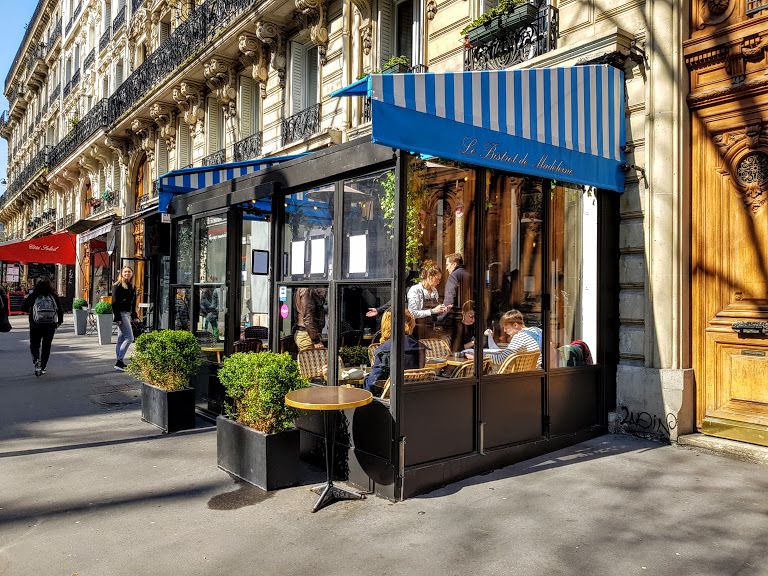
xmin=1 ymin=5 xmax=37 ymax=197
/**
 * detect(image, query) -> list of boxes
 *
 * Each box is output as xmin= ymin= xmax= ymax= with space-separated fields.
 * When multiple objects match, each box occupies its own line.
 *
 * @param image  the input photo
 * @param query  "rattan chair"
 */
xmin=368 ymin=343 xmax=380 ymax=365
xmin=419 ymin=337 xmax=452 ymax=359
xmin=452 ymin=360 xmax=474 ymax=378
xmin=233 ymin=339 xmax=263 ymax=354
xmin=381 ymin=367 xmax=437 ymax=399
xmin=297 ymin=349 xmax=345 ymax=381
xmin=498 ymin=350 xmax=540 ymax=374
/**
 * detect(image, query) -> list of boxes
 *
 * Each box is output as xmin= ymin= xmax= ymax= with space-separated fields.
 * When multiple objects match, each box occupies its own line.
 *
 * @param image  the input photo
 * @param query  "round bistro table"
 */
xmin=285 ymin=386 xmax=373 ymax=512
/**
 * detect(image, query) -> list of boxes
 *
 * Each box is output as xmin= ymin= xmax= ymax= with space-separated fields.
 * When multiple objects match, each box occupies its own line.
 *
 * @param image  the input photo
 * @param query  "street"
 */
xmin=1 ymin=315 xmax=767 ymax=576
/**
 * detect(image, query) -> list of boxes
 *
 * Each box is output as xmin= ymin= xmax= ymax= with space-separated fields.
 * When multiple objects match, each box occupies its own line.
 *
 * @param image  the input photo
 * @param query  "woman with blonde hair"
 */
xmin=364 ymin=309 xmax=426 ymax=391
xmin=112 ymin=266 xmax=138 ymax=371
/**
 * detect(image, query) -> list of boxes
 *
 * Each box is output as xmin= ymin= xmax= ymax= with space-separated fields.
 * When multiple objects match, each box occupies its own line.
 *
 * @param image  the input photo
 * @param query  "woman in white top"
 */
xmin=407 ymin=265 xmax=447 ymax=339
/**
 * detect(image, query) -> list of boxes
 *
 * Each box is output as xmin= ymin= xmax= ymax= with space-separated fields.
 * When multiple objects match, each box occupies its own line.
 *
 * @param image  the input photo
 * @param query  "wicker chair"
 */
xmin=381 ymin=367 xmax=437 ymax=399
xmin=498 ymin=350 xmax=540 ymax=374
xmin=452 ymin=360 xmax=474 ymax=378
xmin=419 ymin=338 xmax=452 ymax=359
xmin=233 ymin=339 xmax=263 ymax=354
xmin=244 ymin=326 xmax=268 ymax=340
xmin=297 ymin=349 xmax=345 ymax=381
xmin=368 ymin=343 xmax=380 ymax=365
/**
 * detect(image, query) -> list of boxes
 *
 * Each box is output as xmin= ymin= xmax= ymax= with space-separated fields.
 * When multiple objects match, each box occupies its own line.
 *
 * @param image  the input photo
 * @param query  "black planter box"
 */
xmin=216 ymin=416 xmax=300 ymax=491
xmin=465 ymin=3 xmax=540 ymax=46
xmin=141 ymin=383 xmax=196 ymax=433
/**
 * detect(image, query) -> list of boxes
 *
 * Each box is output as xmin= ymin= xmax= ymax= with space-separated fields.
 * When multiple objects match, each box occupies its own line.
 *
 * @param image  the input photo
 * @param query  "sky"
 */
xmin=0 ymin=5 xmax=38 ymax=198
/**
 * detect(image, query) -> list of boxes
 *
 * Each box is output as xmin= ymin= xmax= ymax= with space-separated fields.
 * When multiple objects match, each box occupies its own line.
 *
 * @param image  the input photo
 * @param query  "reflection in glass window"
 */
xmin=175 ymin=219 xmax=192 ymax=284
xmin=172 ymin=287 xmax=191 ymax=331
xmin=196 ymin=285 xmax=227 ymax=342
xmin=405 ymin=155 xmax=477 ymax=380
xmin=276 ymin=285 xmax=329 ymax=384
xmin=196 ymin=215 xmax=227 ymax=284
xmin=342 ymin=170 xmax=395 ymax=279
xmin=549 ymin=183 xmax=597 ymax=368
xmin=240 ymin=209 xmax=271 ymax=342
xmin=483 ymin=174 xmax=543 ymax=373
xmin=283 ymin=187 xmax=333 ymax=280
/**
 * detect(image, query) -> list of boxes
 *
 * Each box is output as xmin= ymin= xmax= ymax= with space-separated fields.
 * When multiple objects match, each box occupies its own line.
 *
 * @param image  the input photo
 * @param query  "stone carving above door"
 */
xmin=697 ymin=0 xmax=734 ymax=29
xmin=714 ymin=123 xmax=768 ymax=213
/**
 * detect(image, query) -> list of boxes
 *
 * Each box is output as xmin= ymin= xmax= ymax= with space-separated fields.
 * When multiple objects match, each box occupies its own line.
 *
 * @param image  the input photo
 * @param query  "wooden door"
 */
xmin=692 ymin=114 xmax=768 ymax=447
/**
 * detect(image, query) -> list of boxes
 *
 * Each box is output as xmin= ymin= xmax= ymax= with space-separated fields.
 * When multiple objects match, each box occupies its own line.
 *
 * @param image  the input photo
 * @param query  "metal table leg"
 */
xmin=311 ymin=409 xmax=365 ymax=512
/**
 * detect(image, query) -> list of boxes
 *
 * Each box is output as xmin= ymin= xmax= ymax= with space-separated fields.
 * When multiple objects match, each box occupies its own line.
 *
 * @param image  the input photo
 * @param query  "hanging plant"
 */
xmin=378 ymin=167 xmax=425 ymax=272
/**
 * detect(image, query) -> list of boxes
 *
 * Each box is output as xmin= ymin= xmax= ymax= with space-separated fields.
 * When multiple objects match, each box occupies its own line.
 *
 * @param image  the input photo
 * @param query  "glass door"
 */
xmin=121 ymin=257 xmax=150 ymax=330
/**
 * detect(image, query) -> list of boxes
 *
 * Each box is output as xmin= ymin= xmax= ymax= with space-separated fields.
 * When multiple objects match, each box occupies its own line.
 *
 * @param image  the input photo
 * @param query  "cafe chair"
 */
xmin=279 ymin=335 xmax=299 ymax=358
xmin=244 ymin=325 xmax=269 ymax=341
xmin=233 ymin=339 xmax=263 ymax=354
xmin=452 ymin=360 xmax=475 ymax=378
xmin=498 ymin=351 xmax=540 ymax=374
xmin=381 ymin=367 xmax=437 ymax=400
xmin=419 ymin=338 xmax=452 ymax=359
xmin=367 ymin=343 xmax=380 ymax=365
xmin=194 ymin=330 xmax=215 ymax=345
xmin=297 ymin=349 xmax=345 ymax=381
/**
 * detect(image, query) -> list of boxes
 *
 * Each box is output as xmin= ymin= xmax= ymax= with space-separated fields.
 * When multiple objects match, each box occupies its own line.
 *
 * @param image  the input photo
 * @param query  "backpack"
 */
xmin=32 ymin=295 xmax=58 ymax=324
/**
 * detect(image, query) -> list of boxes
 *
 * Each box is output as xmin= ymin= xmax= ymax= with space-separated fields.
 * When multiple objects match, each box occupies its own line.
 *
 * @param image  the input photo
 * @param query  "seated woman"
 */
xmin=364 ymin=309 xmax=426 ymax=391
xmin=470 ymin=309 xmax=542 ymax=367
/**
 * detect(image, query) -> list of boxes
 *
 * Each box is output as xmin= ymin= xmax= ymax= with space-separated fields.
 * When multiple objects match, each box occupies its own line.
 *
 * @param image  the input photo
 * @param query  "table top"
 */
xmin=200 ymin=345 xmax=224 ymax=352
xmin=285 ymin=386 xmax=373 ymax=411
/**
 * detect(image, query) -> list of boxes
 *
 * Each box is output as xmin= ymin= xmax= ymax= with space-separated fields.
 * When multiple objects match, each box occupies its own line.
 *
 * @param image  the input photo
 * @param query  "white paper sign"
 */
xmin=291 ymin=241 xmax=305 ymax=275
xmin=310 ymin=237 xmax=326 ymax=275
xmin=348 ymin=234 xmax=367 ymax=274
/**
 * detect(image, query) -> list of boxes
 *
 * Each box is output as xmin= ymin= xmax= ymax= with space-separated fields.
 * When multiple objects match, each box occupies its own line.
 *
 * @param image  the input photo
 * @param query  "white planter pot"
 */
xmin=73 ymin=308 xmax=88 ymax=335
xmin=96 ymin=314 xmax=112 ymax=345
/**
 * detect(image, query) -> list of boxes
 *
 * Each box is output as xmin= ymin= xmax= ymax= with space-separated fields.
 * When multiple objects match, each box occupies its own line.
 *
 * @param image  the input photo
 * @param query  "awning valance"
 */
xmin=0 ymin=232 xmax=76 ymax=265
xmin=334 ymin=66 xmax=626 ymax=192
xmin=157 ymin=154 xmax=307 ymax=213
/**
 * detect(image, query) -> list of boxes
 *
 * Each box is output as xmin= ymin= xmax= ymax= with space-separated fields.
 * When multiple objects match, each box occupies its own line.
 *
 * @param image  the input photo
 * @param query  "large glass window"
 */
xmin=240 ymin=207 xmax=271 ymax=343
xmin=548 ymin=183 xmax=598 ymax=368
xmin=277 ymin=285 xmax=329 ymax=384
xmin=175 ymin=219 xmax=192 ymax=285
xmin=283 ymin=186 xmax=333 ymax=280
xmin=482 ymin=174 xmax=544 ymax=373
xmin=342 ymin=170 xmax=395 ymax=279
xmin=194 ymin=215 xmax=228 ymax=343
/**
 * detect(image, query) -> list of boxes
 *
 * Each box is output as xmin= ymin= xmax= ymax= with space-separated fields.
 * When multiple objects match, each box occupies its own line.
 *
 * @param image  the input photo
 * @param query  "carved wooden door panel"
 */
xmin=693 ymin=118 xmax=768 ymax=446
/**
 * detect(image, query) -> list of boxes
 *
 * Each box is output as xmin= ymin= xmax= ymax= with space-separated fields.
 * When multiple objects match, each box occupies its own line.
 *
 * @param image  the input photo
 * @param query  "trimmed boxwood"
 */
xmin=72 ymin=298 xmax=88 ymax=310
xmin=128 ymin=330 xmax=202 ymax=391
xmin=93 ymin=300 xmax=112 ymax=315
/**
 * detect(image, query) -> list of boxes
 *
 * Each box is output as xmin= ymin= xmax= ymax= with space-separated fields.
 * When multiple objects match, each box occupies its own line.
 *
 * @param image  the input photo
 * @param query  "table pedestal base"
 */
xmin=311 ymin=482 xmax=365 ymax=513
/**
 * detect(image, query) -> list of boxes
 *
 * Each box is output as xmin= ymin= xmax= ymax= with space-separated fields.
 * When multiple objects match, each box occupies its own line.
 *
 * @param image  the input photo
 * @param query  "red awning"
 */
xmin=0 ymin=232 xmax=77 ymax=265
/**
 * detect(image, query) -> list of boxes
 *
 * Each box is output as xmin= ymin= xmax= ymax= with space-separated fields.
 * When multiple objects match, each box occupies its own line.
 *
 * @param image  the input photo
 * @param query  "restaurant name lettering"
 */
xmin=459 ymin=138 xmax=575 ymax=177
xmin=28 ymin=244 xmax=60 ymax=252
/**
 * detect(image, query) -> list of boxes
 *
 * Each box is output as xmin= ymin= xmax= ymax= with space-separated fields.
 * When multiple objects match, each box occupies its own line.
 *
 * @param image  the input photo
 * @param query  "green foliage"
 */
xmin=72 ymin=298 xmax=88 ymax=310
xmin=127 ymin=330 xmax=201 ymax=391
xmin=218 ymin=352 xmax=309 ymax=434
xmin=461 ymin=0 xmax=527 ymax=36
xmin=378 ymin=169 xmax=423 ymax=271
xmin=381 ymin=55 xmax=410 ymax=71
xmin=339 ymin=346 xmax=370 ymax=367
xmin=93 ymin=300 xmax=112 ymax=315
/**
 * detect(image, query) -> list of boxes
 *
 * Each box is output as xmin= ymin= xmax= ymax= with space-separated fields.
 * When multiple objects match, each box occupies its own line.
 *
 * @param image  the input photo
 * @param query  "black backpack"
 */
xmin=32 ymin=295 xmax=58 ymax=324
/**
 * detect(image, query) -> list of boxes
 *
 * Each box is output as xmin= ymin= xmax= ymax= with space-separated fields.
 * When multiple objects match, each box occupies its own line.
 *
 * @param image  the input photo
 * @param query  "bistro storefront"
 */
xmin=162 ymin=66 xmax=626 ymax=500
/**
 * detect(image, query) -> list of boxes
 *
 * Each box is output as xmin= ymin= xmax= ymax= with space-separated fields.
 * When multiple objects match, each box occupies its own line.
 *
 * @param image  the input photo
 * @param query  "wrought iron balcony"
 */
xmin=65 ymin=213 xmax=75 ymax=228
xmin=49 ymin=99 xmax=108 ymax=169
xmin=89 ymin=193 xmax=119 ymax=216
xmin=49 ymin=83 xmax=60 ymax=105
xmin=5 ymin=145 xmax=51 ymax=198
xmin=49 ymin=20 xmax=62 ymax=52
xmin=63 ymin=80 xmax=71 ymax=98
xmin=0 ymin=110 xmax=8 ymax=133
xmin=281 ymin=103 xmax=320 ymax=146
xmin=463 ymin=1 xmax=559 ymax=71
xmin=26 ymin=43 xmax=46 ymax=71
xmin=233 ymin=131 xmax=262 ymax=161
xmin=65 ymin=19 xmax=73 ymax=36
xmin=202 ymin=149 xmax=226 ymax=166
xmin=362 ymin=96 xmax=372 ymax=122
xmin=138 ymin=184 xmax=158 ymax=209
xmin=74 ymin=1 xmax=82 ymax=19
xmin=84 ymin=49 xmax=95 ymax=71
xmin=108 ymin=0 xmax=258 ymax=127
xmin=113 ymin=5 xmax=126 ymax=34
xmin=35 ymin=110 xmax=41 ymax=125
xmin=72 ymin=69 xmax=81 ymax=87
xmin=100 ymin=28 xmax=111 ymax=52
xmin=133 ymin=0 xmax=145 ymax=11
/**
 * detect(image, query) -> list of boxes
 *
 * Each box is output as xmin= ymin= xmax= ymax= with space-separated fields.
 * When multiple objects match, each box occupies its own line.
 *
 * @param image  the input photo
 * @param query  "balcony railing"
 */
xmin=4 ymin=0 xmax=47 ymax=92
xmin=65 ymin=19 xmax=73 ymax=36
xmin=63 ymin=80 xmax=71 ymax=98
xmin=100 ymin=28 xmax=111 ymax=52
xmin=84 ymin=49 xmax=95 ymax=71
xmin=74 ymin=1 xmax=82 ymax=19
xmin=113 ymin=5 xmax=126 ymax=34
xmin=48 ymin=20 xmax=62 ymax=53
xmin=281 ymin=103 xmax=320 ymax=146
xmin=49 ymin=83 xmax=60 ymax=105
xmin=746 ymin=0 xmax=768 ymax=13
xmin=28 ymin=208 xmax=58 ymax=233
xmin=463 ymin=1 xmax=559 ymax=71
xmin=72 ymin=68 xmax=81 ymax=87
xmin=138 ymin=184 xmax=157 ymax=209
xmin=5 ymin=145 xmax=51 ymax=198
xmin=0 ymin=110 xmax=8 ymax=133
xmin=89 ymin=193 xmax=119 ymax=216
xmin=132 ymin=0 xmax=145 ymax=11
xmin=49 ymin=99 xmax=109 ymax=169
xmin=65 ymin=213 xmax=75 ymax=228
xmin=108 ymin=0 xmax=258 ymax=127
xmin=233 ymin=131 xmax=262 ymax=161
xmin=202 ymin=149 xmax=226 ymax=166
xmin=26 ymin=43 xmax=46 ymax=71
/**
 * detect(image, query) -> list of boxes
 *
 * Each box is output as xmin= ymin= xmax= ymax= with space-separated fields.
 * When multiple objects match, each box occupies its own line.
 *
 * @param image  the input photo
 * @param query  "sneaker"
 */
xmin=34 ymin=360 xmax=42 ymax=377
xmin=114 ymin=360 xmax=126 ymax=371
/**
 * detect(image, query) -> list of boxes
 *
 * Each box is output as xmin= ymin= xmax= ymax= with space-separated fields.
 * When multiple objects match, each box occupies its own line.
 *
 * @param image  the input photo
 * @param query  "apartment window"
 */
xmin=290 ymin=41 xmax=319 ymax=114
xmin=239 ymin=75 xmax=260 ymax=138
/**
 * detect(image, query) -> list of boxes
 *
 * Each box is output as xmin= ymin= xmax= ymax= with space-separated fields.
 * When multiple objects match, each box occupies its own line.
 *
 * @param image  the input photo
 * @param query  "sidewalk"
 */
xmin=1 ymin=315 xmax=767 ymax=576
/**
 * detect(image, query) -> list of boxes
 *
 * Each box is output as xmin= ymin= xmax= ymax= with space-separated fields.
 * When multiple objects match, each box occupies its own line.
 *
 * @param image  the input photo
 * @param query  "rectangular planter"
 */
xmin=141 ymin=383 xmax=196 ymax=433
xmin=217 ymin=416 xmax=300 ymax=491
xmin=96 ymin=313 xmax=112 ymax=344
xmin=465 ymin=3 xmax=540 ymax=45
xmin=73 ymin=308 xmax=87 ymax=335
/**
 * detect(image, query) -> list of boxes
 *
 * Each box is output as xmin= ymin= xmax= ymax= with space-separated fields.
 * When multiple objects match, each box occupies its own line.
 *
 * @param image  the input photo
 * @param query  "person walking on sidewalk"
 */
xmin=20 ymin=278 xmax=64 ymax=376
xmin=112 ymin=267 xmax=138 ymax=371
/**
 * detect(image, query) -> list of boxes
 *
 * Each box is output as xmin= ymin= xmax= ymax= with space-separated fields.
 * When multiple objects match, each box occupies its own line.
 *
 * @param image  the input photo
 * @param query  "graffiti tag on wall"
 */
xmin=619 ymin=406 xmax=678 ymax=438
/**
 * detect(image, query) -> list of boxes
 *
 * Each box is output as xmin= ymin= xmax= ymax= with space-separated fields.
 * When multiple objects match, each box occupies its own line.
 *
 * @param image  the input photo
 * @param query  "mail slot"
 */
xmin=742 ymin=349 xmax=767 ymax=357
xmin=732 ymin=321 xmax=768 ymax=336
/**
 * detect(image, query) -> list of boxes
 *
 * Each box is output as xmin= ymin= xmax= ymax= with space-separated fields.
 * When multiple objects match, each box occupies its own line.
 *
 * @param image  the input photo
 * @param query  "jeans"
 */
xmin=115 ymin=312 xmax=134 ymax=361
xmin=30 ymin=323 xmax=57 ymax=368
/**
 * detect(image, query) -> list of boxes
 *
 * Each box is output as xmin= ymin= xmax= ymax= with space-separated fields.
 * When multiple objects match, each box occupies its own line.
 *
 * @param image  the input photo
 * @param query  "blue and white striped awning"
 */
xmin=336 ymin=66 xmax=626 ymax=192
xmin=157 ymin=154 xmax=306 ymax=213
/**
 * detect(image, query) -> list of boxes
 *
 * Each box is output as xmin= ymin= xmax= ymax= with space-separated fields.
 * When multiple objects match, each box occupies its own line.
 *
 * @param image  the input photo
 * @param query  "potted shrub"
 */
xmin=339 ymin=345 xmax=369 ymax=368
xmin=128 ymin=330 xmax=201 ymax=433
xmin=93 ymin=300 xmax=113 ymax=345
xmin=216 ymin=352 xmax=309 ymax=490
xmin=381 ymin=55 xmax=410 ymax=74
xmin=72 ymin=297 xmax=88 ymax=335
